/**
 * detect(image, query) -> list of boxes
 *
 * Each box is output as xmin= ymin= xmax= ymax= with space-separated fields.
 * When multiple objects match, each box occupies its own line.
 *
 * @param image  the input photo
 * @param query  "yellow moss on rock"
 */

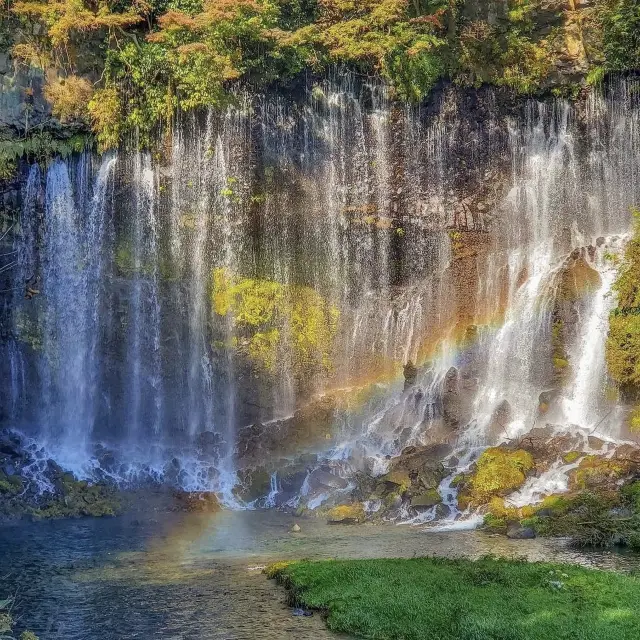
xmin=569 ymin=455 xmax=632 ymax=490
xmin=461 ymin=447 xmax=534 ymax=507
xmin=211 ymin=267 xmax=339 ymax=373
xmin=327 ymin=503 xmax=365 ymax=524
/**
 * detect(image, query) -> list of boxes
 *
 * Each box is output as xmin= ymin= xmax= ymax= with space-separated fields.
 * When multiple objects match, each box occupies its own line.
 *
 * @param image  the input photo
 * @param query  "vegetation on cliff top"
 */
xmin=268 ymin=556 xmax=640 ymax=640
xmin=2 ymin=0 xmax=640 ymax=150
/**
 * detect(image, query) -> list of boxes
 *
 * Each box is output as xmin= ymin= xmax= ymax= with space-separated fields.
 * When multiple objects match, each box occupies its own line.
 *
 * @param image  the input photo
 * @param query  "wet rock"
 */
xmin=442 ymin=367 xmax=473 ymax=430
xmin=307 ymin=469 xmax=348 ymax=492
xmin=234 ymin=467 xmax=272 ymax=502
xmin=434 ymin=503 xmax=450 ymax=519
xmin=506 ymin=523 xmax=536 ymax=539
xmin=0 ymin=432 xmax=22 ymax=458
xmin=538 ymin=390 xmax=557 ymax=414
xmin=410 ymin=490 xmax=442 ymax=510
xmin=381 ymin=470 xmax=410 ymax=491
xmin=457 ymin=447 xmax=534 ymax=509
xmin=612 ymin=444 xmax=640 ymax=464
xmin=516 ymin=427 xmax=582 ymax=471
xmin=587 ymin=436 xmax=606 ymax=452
xmin=568 ymin=455 xmax=635 ymax=491
xmin=1 ymin=463 xmax=16 ymax=477
xmin=486 ymin=400 xmax=512 ymax=442
xmin=403 ymin=361 xmax=418 ymax=389
xmin=195 ymin=431 xmax=223 ymax=457
xmin=173 ymin=491 xmax=220 ymax=513
xmin=236 ymin=395 xmax=338 ymax=464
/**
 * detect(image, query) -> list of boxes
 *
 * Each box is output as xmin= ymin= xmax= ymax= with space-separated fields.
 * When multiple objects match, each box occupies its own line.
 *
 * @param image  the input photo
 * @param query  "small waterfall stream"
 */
xmin=3 ymin=76 xmax=640 ymax=505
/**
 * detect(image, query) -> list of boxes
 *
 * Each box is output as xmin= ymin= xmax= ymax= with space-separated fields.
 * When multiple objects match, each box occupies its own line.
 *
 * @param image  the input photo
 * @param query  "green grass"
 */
xmin=270 ymin=557 xmax=640 ymax=640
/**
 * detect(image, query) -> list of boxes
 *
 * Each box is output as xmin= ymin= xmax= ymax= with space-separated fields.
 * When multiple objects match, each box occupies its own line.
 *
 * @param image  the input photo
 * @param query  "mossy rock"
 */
xmin=556 ymin=257 xmax=602 ymax=302
xmin=327 ymin=503 xmax=365 ymax=524
xmin=482 ymin=496 xmax=536 ymax=534
xmin=410 ymin=490 xmax=441 ymax=509
xmin=379 ymin=470 xmax=411 ymax=493
xmin=0 ymin=472 xmax=23 ymax=495
xmin=234 ymin=467 xmax=272 ymax=502
xmin=568 ymin=455 xmax=633 ymax=491
xmin=30 ymin=476 xmax=121 ymax=519
xmin=562 ymin=451 xmax=582 ymax=464
xmin=459 ymin=447 xmax=534 ymax=508
xmin=450 ymin=473 xmax=466 ymax=488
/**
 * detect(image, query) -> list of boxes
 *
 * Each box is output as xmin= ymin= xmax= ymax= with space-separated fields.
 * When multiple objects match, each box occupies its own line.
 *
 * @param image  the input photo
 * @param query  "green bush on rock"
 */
xmin=522 ymin=489 xmax=640 ymax=549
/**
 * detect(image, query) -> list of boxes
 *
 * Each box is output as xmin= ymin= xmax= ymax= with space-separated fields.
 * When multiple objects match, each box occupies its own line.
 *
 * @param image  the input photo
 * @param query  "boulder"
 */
xmin=434 ymin=503 xmax=451 ymax=519
xmin=410 ymin=490 xmax=442 ymax=510
xmin=613 ymin=444 xmax=640 ymax=464
xmin=195 ymin=431 xmax=223 ymax=456
xmin=556 ymin=255 xmax=602 ymax=302
xmin=174 ymin=491 xmax=220 ymax=513
xmin=327 ymin=503 xmax=365 ymax=524
xmin=568 ymin=455 xmax=635 ymax=491
xmin=486 ymin=400 xmax=512 ymax=442
xmin=516 ymin=427 xmax=583 ymax=471
xmin=307 ymin=469 xmax=348 ymax=492
xmin=380 ymin=470 xmax=410 ymax=491
xmin=442 ymin=367 xmax=473 ymax=430
xmin=506 ymin=523 xmax=536 ymax=539
xmin=457 ymin=447 xmax=535 ymax=508
xmin=403 ymin=361 xmax=418 ymax=389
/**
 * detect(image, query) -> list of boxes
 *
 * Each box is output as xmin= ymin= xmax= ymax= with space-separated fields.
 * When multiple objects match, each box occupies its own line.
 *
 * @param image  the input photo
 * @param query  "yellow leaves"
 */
xmin=11 ymin=42 xmax=52 ymax=69
xmin=88 ymin=86 xmax=122 ymax=151
xmin=44 ymin=75 xmax=93 ymax=123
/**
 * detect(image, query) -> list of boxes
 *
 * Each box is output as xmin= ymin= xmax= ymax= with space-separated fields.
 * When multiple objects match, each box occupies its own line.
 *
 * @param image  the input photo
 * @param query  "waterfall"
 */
xmin=3 ymin=76 xmax=640 ymax=502
xmin=559 ymin=240 xmax=624 ymax=433
xmin=35 ymin=155 xmax=115 ymax=470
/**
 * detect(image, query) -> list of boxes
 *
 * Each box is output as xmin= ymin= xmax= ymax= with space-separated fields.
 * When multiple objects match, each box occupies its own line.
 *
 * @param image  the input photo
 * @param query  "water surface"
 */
xmin=2 ymin=511 xmax=640 ymax=639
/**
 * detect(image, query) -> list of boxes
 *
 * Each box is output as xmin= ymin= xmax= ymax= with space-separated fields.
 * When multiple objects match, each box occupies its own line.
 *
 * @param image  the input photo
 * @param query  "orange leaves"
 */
xmin=149 ymin=0 xmax=267 ymax=45
xmin=12 ymin=0 xmax=143 ymax=47
xmin=200 ymin=0 xmax=263 ymax=22
xmin=148 ymin=9 xmax=199 ymax=42
xmin=44 ymin=75 xmax=94 ymax=122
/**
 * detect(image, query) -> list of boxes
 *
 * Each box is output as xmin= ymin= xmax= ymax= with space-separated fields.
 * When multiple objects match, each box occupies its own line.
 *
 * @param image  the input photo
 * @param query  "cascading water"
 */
xmin=3 ymin=76 xmax=640 ymax=511
xmin=559 ymin=241 xmax=623 ymax=432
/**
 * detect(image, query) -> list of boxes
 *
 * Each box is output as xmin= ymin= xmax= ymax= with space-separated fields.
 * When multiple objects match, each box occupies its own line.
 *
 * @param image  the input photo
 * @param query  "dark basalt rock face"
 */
xmin=0 ymin=430 xmax=120 ymax=519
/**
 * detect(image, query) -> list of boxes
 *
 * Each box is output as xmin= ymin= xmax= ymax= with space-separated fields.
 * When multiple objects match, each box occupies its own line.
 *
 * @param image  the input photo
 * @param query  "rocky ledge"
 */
xmin=0 ymin=430 xmax=222 ymax=520
xmin=278 ymin=423 xmax=640 ymax=549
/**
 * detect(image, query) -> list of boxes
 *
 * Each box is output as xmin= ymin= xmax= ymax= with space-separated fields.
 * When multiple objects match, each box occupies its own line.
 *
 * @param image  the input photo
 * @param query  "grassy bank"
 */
xmin=268 ymin=557 xmax=640 ymax=640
